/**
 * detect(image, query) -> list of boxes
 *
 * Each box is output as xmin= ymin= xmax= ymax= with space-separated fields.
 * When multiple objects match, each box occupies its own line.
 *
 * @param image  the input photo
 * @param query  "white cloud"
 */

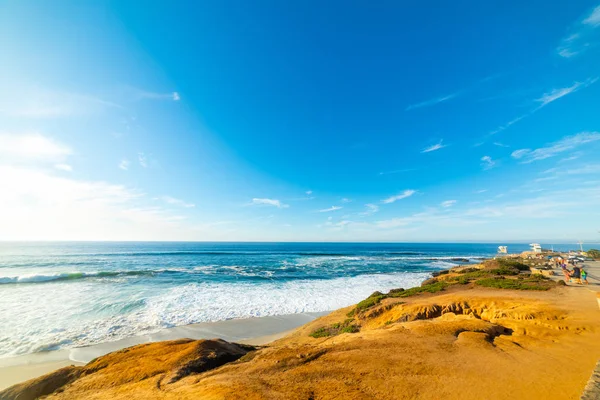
xmin=584 ymin=5 xmax=600 ymax=26
xmin=138 ymin=153 xmax=148 ymax=168
xmin=359 ymin=203 xmax=379 ymax=216
xmin=381 ymin=189 xmax=416 ymax=204
xmin=486 ymin=78 xmax=596 ymax=138
xmin=557 ymin=7 xmax=600 ymax=57
xmin=441 ymin=200 xmax=457 ymax=208
xmin=0 ymin=166 xmax=201 ymax=240
xmin=0 ymin=133 xmax=71 ymax=162
xmin=318 ymin=206 xmax=342 ymax=212
xmin=511 ymin=132 xmax=600 ymax=163
xmin=511 ymin=149 xmax=530 ymax=159
xmin=251 ymin=198 xmax=289 ymax=208
xmin=480 ymin=156 xmax=495 ymax=170
xmin=134 ymin=89 xmax=181 ymax=102
xmin=421 ymin=140 xmax=447 ymax=153
xmin=493 ymin=142 xmax=509 ymax=148
xmin=161 ymin=196 xmax=195 ymax=208
xmin=406 ymin=92 xmax=459 ymax=111
xmin=306 ymin=190 xmax=313 ymax=195
xmin=119 ymin=159 xmax=130 ymax=170
xmin=488 ymin=114 xmax=528 ymax=136
xmin=535 ymin=82 xmax=584 ymax=108
xmin=341 ymin=198 xmax=352 ymax=203
xmin=474 ymin=189 xmax=488 ymax=194
xmin=54 ymin=164 xmax=72 ymax=172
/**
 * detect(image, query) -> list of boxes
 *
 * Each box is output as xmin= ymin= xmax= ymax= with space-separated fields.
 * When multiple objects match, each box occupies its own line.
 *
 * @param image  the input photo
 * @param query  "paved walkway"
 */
xmin=547 ymin=260 xmax=600 ymax=399
xmin=549 ymin=260 xmax=600 ymax=293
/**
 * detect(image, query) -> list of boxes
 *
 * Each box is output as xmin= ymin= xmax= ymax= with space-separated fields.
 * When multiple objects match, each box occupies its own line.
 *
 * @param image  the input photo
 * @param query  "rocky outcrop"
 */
xmin=0 ymin=339 xmax=254 ymax=400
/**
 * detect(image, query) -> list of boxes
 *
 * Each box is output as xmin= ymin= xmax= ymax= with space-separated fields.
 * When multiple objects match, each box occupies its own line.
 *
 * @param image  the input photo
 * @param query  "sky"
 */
xmin=1 ymin=0 xmax=600 ymax=243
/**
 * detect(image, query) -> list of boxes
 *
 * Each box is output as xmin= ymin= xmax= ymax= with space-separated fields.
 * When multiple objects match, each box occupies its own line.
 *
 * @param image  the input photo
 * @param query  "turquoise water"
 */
xmin=0 ymin=242 xmax=573 ymax=357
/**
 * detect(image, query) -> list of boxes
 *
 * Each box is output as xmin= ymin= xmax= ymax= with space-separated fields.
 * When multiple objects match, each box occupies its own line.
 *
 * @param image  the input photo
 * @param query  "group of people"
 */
xmin=555 ymin=257 xmax=588 ymax=284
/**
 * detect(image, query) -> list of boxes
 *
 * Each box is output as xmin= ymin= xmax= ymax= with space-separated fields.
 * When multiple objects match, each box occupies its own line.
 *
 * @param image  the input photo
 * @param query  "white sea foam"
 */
xmin=0 ymin=272 xmax=428 ymax=357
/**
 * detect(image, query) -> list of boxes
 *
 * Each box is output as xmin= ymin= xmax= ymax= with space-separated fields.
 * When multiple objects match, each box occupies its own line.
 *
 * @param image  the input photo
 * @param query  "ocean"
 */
xmin=0 ymin=241 xmax=570 ymax=358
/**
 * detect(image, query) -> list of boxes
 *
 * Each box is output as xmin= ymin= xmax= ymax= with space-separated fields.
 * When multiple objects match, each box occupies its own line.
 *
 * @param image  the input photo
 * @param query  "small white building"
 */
xmin=529 ymin=243 xmax=542 ymax=253
xmin=498 ymin=246 xmax=508 ymax=254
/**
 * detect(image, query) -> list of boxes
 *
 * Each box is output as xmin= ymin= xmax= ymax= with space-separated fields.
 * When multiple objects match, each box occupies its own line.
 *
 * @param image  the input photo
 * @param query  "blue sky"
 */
xmin=1 ymin=0 xmax=600 ymax=242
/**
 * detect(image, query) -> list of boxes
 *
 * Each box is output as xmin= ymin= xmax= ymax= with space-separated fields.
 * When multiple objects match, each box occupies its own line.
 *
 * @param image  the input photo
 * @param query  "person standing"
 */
xmin=581 ymin=267 xmax=588 ymax=285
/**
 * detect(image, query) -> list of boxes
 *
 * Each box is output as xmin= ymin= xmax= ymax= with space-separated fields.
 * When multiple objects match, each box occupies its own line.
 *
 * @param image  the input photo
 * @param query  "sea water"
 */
xmin=0 ymin=241 xmax=545 ymax=357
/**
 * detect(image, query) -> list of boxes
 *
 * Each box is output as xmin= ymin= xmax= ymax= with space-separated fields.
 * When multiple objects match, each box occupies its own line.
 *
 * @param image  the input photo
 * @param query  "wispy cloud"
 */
xmin=0 ymin=133 xmax=71 ymax=162
xmin=119 ymin=159 xmax=130 ymax=170
xmin=251 ymin=198 xmax=289 ymax=208
xmin=487 ymin=78 xmax=597 ymax=137
xmin=133 ymin=88 xmax=180 ymax=102
xmin=441 ymin=200 xmax=457 ymax=208
xmin=488 ymin=114 xmax=528 ymax=136
xmin=493 ymin=142 xmax=509 ymax=148
xmin=138 ymin=153 xmax=148 ymax=168
xmin=557 ymin=5 xmax=600 ymax=58
xmin=378 ymin=168 xmax=415 ymax=176
xmin=406 ymin=92 xmax=460 ymax=111
xmin=359 ymin=203 xmax=379 ymax=216
xmin=511 ymin=132 xmax=600 ymax=163
xmin=306 ymin=190 xmax=313 ymax=195
xmin=474 ymin=189 xmax=488 ymax=194
xmin=421 ymin=140 xmax=448 ymax=153
xmin=341 ymin=198 xmax=352 ymax=203
xmin=480 ymin=156 xmax=496 ymax=170
xmin=161 ymin=196 xmax=195 ymax=208
xmin=54 ymin=164 xmax=72 ymax=172
xmin=0 ymin=88 xmax=123 ymax=118
xmin=318 ymin=206 xmax=342 ymax=212
xmin=534 ymin=80 xmax=593 ymax=109
xmin=381 ymin=189 xmax=416 ymax=204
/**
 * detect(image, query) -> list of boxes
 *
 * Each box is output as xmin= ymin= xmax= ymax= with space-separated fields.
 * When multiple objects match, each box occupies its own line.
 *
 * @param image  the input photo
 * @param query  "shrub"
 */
xmin=355 ymin=294 xmax=385 ymax=312
xmin=475 ymin=277 xmax=550 ymax=291
xmin=389 ymin=281 xmax=448 ymax=298
xmin=588 ymin=249 xmax=600 ymax=260
xmin=421 ymin=278 xmax=438 ymax=286
xmin=458 ymin=267 xmax=480 ymax=274
xmin=310 ymin=318 xmax=360 ymax=338
xmin=496 ymin=258 xmax=530 ymax=271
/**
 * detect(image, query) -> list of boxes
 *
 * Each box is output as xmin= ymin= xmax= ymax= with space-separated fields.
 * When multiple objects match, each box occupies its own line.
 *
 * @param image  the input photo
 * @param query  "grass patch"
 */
xmin=475 ymin=277 xmax=550 ymax=291
xmin=389 ymin=281 xmax=449 ymax=298
xmin=310 ymin=318 xmax=360 ymax=338
xmin=458 ymin=267 xmax=480 ymax=274
xmin=355 ymin=294 xmax=386 ymax=312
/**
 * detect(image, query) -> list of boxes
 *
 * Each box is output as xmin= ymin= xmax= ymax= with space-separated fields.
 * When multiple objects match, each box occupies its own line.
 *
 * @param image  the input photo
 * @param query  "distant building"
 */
xmin=498 ymin=246 xmax=507 ymax=254
xmin=529 ymin=243 xmax=542 ymax=253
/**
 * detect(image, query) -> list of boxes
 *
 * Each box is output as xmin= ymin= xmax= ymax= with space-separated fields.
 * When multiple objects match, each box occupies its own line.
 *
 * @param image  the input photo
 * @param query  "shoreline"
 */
xmin=0 ymin=311 xmax=327 ymax=390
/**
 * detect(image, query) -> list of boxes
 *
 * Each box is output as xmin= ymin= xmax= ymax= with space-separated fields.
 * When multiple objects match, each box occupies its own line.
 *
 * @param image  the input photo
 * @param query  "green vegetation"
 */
xmin=346 ymin=257 xmax=552 ymax=317
xmin=390 ymin=281 xmax=448 ymax=298
xmin=458 ymin=267 xmax=480 ymax=274
xmin=588 ymin=249 xmax=600 ymax=260
xmin=494 ymin=257 xmax=530 ymax=271
xmin=355 ymin=292 xmax=386 ymax=312
xmin=475 ymin=276 xmax=551 ymax=291
xmin=310 ymin=318 xmax=360 ymax=338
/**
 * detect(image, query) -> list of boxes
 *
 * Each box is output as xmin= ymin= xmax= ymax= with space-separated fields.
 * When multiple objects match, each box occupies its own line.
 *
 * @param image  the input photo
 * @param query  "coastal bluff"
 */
xmin=2 ymin=260 xmax=600 ymax=400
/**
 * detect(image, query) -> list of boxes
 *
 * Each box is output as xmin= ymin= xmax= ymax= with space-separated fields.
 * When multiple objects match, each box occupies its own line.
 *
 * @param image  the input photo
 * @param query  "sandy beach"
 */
xmin=0 ymin=311 xmax=325 ymax=390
